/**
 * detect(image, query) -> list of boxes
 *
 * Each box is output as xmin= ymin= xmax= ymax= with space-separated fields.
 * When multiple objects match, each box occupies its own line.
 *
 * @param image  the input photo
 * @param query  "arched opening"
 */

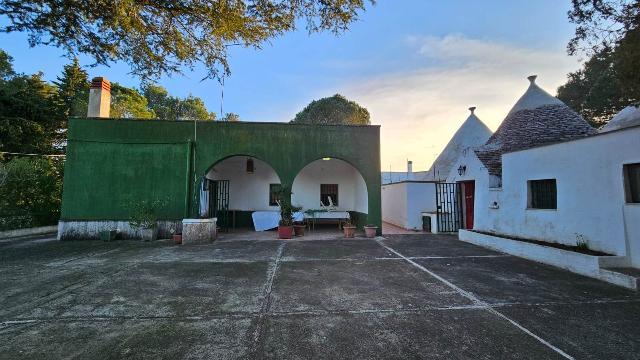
xmin=203 ymin=156 xmax=282 ymax=231
xmin=292 ymin=157 xmax=368 ymax=231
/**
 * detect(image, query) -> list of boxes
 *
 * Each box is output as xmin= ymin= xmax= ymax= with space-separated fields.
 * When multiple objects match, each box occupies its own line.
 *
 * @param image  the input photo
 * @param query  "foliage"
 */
xmin=0 ymin=49 xmax=14 ymax=80
xmin=125 ymin=198 xmax=168 ymax=229
xmin=561 ymin=1 xmax=640 ymax=126
xmin=142 ymin=84 xmax=215 ymax=120
xmin=0 ymin=0 xmax=373 ymax=80
xmin=0 ymin=157 xmax=64 ymax=230
xmin=276 ymin=186 xmax=301 ymax=226
xmin=567 ymin=0 xmax=640 ymax=56
xmin=54 ymin=58 xmax=89 ymax=118
xmin=0 ymin=69 xmax=66 ymax=153
xmin=291 ymin=94 xmax=370 ymax=125
xmin=222 ymin=112 xmax=241 ymax=122
xmin=557 ymin=49 xmax=632 ymax=127
xmin=110 ymin=83 xmax=155 ymax=119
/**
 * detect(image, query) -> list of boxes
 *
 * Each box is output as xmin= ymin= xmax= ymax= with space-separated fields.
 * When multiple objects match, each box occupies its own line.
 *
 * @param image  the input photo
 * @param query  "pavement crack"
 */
xmin=248 ymin=242 xmax=285 ymax=358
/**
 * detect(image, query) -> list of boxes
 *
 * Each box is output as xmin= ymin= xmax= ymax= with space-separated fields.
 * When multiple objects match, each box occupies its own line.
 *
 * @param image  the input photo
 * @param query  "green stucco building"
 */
xmin=58 ymin=118 xmax=381 ymax=239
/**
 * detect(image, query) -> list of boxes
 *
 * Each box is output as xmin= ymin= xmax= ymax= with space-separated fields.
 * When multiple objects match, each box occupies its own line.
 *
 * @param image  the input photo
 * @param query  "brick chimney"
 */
xmin=87 ymin=77 xmax=111 ymax=118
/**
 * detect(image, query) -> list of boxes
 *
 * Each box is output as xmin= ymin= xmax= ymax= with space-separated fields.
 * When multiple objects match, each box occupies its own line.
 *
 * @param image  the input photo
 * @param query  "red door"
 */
xmin=462 ymin=181 xmax=475 ymax=229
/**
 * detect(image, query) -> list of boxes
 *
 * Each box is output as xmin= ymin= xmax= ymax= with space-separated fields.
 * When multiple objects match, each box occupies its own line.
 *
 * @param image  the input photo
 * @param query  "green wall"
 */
xmin=61 ymin=119 xmax=381 ymax=230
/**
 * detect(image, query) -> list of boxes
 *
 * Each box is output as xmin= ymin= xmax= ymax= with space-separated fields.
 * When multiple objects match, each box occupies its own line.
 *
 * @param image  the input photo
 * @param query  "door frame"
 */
xmin=458 ymin=180 xmax=475 ymax=230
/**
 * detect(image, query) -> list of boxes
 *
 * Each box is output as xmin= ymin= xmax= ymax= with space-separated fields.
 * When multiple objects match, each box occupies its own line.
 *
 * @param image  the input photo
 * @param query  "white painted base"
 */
xmin=57 ymin=220 xmax=182 ymax=240
xmin=459 ymin=230 xmax=636 ymax=290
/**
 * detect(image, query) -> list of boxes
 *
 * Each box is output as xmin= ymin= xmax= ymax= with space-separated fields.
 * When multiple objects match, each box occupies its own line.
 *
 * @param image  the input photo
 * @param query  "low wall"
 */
xmin=58 ymin=220 xmax=183 ymax=240
xmin=0 ymin=225 xmax=58 ymax=239
xmin=459 ymin=230 xmax=636 ymax=289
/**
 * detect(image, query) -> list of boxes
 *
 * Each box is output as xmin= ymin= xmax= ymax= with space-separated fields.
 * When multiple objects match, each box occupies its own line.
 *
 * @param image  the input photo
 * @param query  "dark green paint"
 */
xmin=61 ymin=119 xmax=382 ymax=231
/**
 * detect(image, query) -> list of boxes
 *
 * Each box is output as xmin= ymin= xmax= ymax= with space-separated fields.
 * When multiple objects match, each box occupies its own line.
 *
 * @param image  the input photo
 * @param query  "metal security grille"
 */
xmin=435 ymin=182 xmax=463 ymax=232
xmin=528 ymin=179 xmax=557 ymax=209
xmin=320 ymin=184 xmax=339 ymax=206
xmin=210 ymin=180 xmax=230 ymax=231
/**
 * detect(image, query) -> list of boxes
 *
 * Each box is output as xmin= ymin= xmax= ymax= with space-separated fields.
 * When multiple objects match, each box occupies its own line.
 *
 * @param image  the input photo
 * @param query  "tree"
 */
xmin=0 ymin=0 xmax=373 ymax=80
xmin=0 ymin=49 xmax=14 ymax=80
xmin=557 ymin=49 xmax=631 ymax=127
xmin=0 ymin=72 xmax=65 ymax=153
xmin=54 ymin=58 xmax=89 ymax=118
xmin=110 ymin=83 xmax=155 ymax=119
xmin=142 ymin=84 xmax=215 ymax=120
xmin=291 ymin=94 xmax=370 ymax=125
xmin=567 ymin=0 xmax=640 ymax=56
xmin=0 ymin=156 xmax=64 ymax=230
xmin=222 ymin=113 xmax=241 ymax=122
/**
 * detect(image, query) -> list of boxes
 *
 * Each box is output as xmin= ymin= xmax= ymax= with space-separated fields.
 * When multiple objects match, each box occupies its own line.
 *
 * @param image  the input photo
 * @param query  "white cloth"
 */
xmin=199 ymin=181 xmax=209 ymax=217
xmin=252 ymin=211 xmax=304 ymax=231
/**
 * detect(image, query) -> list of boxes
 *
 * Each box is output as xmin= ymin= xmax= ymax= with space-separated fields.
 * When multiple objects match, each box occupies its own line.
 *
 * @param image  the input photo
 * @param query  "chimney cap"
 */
xmin=468 ymin=106 xmax=476 ymax=114
xmin=527 ymin=75 xmax=537 ymax=84
xmin=90 ymin=76 xmax=111 ymax=91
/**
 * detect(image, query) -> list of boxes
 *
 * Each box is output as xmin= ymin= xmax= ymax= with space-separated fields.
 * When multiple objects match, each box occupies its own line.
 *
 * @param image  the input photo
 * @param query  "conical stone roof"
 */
xmin=600 ymin=105 xmax=640 ymax=132
xmin=429 ymin=107 xmax=493 ymax=180
xmin=475 ymin=75 xmax=596 ymax=176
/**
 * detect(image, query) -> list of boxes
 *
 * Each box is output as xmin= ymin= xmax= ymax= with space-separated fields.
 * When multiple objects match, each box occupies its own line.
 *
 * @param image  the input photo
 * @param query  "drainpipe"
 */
xmin=185 ymin=141 xmax=193 ymax=218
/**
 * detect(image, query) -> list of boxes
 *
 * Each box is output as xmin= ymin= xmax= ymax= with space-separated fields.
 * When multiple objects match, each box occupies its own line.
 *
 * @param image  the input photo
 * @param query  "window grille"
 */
xmin=320 ymin=184 xmax=339 ymax=206
xmin=269 ymin=184 xmax=281 ymax=206
xmin=624 ymin=163 xmax=640 ymax=203
xmin=528 ymin=179 xmax=557 ymax=209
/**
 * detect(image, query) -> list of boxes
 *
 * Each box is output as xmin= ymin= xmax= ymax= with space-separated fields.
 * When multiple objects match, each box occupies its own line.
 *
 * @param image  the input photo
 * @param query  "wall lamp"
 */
xmin=458 ymin=165 xmax=467 ymax=176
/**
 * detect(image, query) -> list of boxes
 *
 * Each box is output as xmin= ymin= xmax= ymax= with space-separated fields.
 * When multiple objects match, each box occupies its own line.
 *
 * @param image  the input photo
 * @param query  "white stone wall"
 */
xmin=474 ymin=126 xmax=640 ymax=258
xmin=206 ymin=157 xmax=281 ymax=211
xmin=291 ymin=158 xmax=368 ymax=213
xmin=381 ymin=182 xmax=408 ymax=228
xmin=381 ymin=182 xmax=437 ymax=230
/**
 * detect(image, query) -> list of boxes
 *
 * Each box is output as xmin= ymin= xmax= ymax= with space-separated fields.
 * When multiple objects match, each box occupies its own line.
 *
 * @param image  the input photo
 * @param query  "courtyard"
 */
xmin=1 ymin=234 xmax=640 ymax=359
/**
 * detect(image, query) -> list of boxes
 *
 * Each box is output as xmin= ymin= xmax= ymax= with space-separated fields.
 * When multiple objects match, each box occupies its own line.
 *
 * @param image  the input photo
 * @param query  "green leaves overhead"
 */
xmin=291 ymin=94 xmax=370 ymax=125
xmin=0 ymin=0 xmax=373 ymax=80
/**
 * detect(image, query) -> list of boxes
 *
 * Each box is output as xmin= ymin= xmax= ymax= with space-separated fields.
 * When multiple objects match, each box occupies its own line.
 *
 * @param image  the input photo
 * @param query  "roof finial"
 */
xmin=468 ymin=106 xmax=476 ymax=114
xmin=527 ymin=75 xmax=537 ymax=84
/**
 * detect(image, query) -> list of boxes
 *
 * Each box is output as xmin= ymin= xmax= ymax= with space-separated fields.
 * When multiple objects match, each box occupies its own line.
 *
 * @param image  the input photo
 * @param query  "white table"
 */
xmin=304 ymin=211 xmax=350 ymax=230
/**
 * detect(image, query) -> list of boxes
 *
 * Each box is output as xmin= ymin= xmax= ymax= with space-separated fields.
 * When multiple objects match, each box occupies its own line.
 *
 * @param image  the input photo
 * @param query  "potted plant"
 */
xmin=126 ymin=199 xmax=165 ymax=242
xmin=343 ymin=218 xmax=357 ymax=238
xmin=276 ymin=186 xmax=301 ymax=239
xmin=364 ymin=224 xmax=378 ymax=238
xmin=293 ymin=222 xmax=306 ymax=237
xmin=170 ymin=228 xmax=182 ymax=245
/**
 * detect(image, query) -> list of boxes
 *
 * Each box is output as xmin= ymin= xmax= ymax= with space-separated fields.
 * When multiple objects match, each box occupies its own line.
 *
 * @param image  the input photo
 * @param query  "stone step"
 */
xmin=599 ymin=267 xmax=640 ymax=291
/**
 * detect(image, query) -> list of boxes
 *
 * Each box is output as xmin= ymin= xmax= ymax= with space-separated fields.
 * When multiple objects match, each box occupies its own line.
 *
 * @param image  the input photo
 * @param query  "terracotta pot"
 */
xmin=343 ymin=225 xmax=356 ymax=238
xmin=173 ymin=234 xmax=182 ymax=245
xmin=364 ymin=226 xmax=378 ymax=238
xmin=278 ymin=225 xmax=294 ymax=239
xmin=293 ymin=224 xmax=306 ymax=236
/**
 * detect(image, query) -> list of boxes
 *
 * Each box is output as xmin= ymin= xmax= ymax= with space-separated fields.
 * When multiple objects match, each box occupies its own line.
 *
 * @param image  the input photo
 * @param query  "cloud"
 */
xmin=338 ymin=34 xmax=580 ymax=171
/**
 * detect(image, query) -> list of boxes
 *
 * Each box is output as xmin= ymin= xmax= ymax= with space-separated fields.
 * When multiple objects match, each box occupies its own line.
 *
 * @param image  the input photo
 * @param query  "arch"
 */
xmin=204 ymin=155 xmax=282 ymax=212
xmin=291 ymin=157 xmax=368 ymax=214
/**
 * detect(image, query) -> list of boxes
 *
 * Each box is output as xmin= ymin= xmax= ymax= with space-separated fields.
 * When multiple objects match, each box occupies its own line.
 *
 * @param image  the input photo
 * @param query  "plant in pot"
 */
xmin=170 ymin=227 xmax=182 ymax=245
xmin=99 ymin=229 xmax=117 ymax=242
xmin=343 ymin=213 xmax=357 ymax=238
xmin=276 ymin=186 xmax=301 ymax=239
xmin=364 ymin=224 xmax=378 ymax=238
xmin=293 ymin=221 xmax=306 ymax=237
xmin=126 ymin=199 xmax=166 ymax=242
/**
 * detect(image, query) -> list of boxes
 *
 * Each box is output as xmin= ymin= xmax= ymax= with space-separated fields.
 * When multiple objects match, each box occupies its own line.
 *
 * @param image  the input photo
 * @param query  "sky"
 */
xmin=0 ymin=1 xmax=583 ymax=171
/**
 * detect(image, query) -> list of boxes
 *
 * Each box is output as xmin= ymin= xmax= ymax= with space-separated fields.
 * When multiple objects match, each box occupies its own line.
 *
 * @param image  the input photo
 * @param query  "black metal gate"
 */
xmin=435 ymin=182 xmax=463 ymax=232
xmin=209 ymin=180 xmax=230 ymax=231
